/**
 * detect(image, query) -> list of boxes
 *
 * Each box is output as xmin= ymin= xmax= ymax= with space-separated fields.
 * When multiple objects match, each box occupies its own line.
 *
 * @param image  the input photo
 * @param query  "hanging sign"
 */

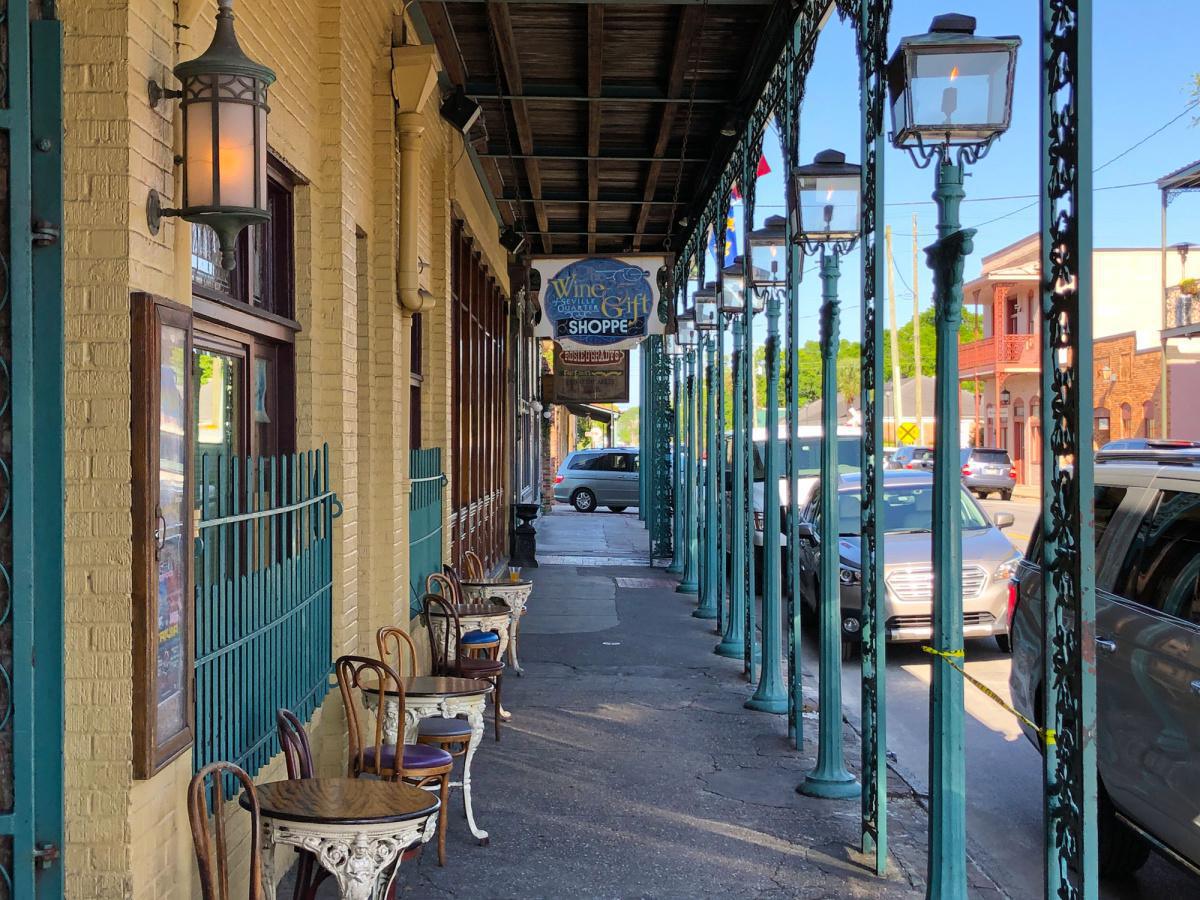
xmin=549 ymin=344 xmax=630 ymax=403
xmin=532 ymin=255 xmax=667 ymax=350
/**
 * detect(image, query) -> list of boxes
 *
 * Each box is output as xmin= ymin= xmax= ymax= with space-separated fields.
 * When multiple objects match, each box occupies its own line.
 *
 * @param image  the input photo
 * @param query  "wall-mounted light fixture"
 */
xmin=440 ymin=85 xmax=482 ymax=134
xmin=147 ymin=0 xmax=276 ymax=271
xmin=499 ymin=226 xmax=527 ymax=255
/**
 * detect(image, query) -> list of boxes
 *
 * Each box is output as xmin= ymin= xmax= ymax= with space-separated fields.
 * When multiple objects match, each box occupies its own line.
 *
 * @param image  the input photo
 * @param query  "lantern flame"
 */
xmin=949 ymin=66 xmax=959 ymax=81
xmin=825 ymin=188 xmax=834 ymax=201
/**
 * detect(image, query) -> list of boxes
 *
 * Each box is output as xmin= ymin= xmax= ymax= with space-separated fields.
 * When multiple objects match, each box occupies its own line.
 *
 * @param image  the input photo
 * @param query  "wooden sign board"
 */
xmin=551 ymin=344 xmax=630 ymax=403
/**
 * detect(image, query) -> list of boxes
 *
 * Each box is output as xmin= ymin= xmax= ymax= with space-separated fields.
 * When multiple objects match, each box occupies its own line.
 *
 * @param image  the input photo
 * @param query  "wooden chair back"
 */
xmin=463 ymin=550 xmax=486 ymax=581
xmin=187 ymin=762 xmax=262 ymax=900
xmin=275 ymin=708 xmax=315 ymax=780
xmin=334 ymin=655 xmax=404 ymax=779
xmin=427 ymin=571 xmax=461 ymax=605
xmin=421 ymin=592 xmax=463 ymax=677
xmin=376 ymin=625 xmax=419 ymax=678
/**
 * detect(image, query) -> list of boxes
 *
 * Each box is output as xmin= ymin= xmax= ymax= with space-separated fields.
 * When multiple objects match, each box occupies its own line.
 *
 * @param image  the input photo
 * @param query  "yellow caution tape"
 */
xmin=920 ymin=645 xmax=1052 ymax=748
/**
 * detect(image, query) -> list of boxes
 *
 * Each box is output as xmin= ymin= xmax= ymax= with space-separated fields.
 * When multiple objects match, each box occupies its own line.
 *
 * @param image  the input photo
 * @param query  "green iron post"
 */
xmin=667 ymin=352 xmax=685 ymax=574
xmin=743 ymin=298 xmax=759 ymax=681
xmin=714 ymin=311 xmax=728 ymax=633
xmin=696 ymin=331 xmax=718 ymax=619
xmin=799 ymin=248 xmax=860 ymax=800
xmin=786 ymin=239 xmax=804 ymax=740
xmin=716 ymin=312 xmax=747 ymax=657
xmin=746 ymin=279 xmax=786 ymax=713
xmin=639 ymin=342 xmax=648 ymax=520
xmin=677 ymin=346 xmax=699 ymax=594
xmin=924 ymin=157 xmax=972 ymax=896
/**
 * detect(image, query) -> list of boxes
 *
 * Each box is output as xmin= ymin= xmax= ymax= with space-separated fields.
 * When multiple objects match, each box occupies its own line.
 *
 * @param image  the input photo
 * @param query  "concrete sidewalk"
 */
xmin=391 ymin=510 xmax=1002 ymax=898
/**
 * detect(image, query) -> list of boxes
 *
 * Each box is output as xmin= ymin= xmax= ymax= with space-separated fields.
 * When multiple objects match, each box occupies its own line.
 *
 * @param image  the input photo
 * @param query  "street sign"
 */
xmin=897 ymin=421 xmax=919 ymax=445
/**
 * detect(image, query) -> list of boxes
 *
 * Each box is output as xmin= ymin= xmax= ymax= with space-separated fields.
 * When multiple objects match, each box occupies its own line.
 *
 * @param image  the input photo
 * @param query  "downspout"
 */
xmin=392 ymin=43 xmax=440 ymax=313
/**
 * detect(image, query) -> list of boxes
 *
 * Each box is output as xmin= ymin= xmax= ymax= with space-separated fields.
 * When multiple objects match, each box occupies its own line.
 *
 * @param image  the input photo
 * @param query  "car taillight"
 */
xmin=1009 ymin=467 xmax=1017 ymax=479
xmin=961 ymin=464 xmax=971 ymax=477
xmin=905 ymin=462 xmax=915 ymax=469
xmin=1007 ymin=580 xmax=1019 ymax=628
xmin=554 ymin=475 xmax=564 ymax=484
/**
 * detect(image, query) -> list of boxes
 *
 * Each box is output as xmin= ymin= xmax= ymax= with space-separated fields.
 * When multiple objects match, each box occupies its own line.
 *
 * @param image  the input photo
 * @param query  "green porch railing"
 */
xmin=193 ymin=446 xmax=341 ymax=777
xmin=409 ymin=448 xmax=445 ymax=615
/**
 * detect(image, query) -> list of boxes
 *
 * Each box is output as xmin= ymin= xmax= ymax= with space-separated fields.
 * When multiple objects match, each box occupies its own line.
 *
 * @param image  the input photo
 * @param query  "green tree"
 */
xmin=614 ymin=406 xmax=639 ymax=446
xmin=881 ymin=307 xmax=982 ymax=383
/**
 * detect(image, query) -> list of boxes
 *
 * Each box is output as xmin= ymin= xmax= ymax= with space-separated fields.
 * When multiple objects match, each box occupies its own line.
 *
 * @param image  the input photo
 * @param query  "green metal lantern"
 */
xmin=676 ymin=310 xmax=698 ymax=348
xmin=791 ymin=150 xmax=862 ymax=251
xmin=886 ymin=13 xmax=1020 ymax=154
xmin=694 ymin=282 xmax=719 ymax=331
xmin=719 ymin=256 xmax=766 ymax=315
xmin=148 ymin=0 xmax=276 ymax=270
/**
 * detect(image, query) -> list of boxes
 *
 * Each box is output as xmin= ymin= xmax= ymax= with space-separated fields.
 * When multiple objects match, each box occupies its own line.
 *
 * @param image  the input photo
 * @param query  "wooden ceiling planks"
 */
xmin=422 ymin=0 xmax=783 ymax=257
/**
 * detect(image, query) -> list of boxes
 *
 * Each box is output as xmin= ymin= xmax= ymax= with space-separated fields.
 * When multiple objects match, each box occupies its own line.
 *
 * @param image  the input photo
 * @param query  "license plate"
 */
xmin=985 ymin=466 xmax=1003 ymax=475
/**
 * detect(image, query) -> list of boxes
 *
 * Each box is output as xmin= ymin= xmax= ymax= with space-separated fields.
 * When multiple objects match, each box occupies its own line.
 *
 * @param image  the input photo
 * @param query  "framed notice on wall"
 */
xmin=131 ymin=293 xmax=195 ymax=778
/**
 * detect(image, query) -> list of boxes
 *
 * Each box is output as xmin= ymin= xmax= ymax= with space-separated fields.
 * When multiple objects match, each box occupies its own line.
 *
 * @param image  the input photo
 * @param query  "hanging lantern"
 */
xmin=886 ymin=13 xmax=1021 ymax=152
xmin=148 ymin=0 xmax=276 ymax=270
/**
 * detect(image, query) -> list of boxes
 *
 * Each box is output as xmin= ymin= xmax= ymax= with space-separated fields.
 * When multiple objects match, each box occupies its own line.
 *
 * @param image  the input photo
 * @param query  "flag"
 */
xmin=757 ymin=154 xmax=772 ymax=178
xmin=708 ymin=213 xmax=738 ymax=269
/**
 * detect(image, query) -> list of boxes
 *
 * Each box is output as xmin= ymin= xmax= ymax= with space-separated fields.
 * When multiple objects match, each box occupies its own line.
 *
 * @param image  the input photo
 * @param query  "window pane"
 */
xmin=191 ymin=224 xmax=236 ymax=295
xmin=1115 ymin=490 xmax=1200 ymax=617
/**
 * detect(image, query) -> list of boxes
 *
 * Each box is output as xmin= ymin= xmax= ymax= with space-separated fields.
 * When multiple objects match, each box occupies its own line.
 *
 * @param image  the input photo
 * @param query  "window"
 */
xmin=1115 ymin=490 xmax=1200 ymax=622
xmin=835 ymin=485 xmax=990 ymax=536
xmin=1120 ymin=403 xmax=1132 ymax=439
xmin=609 ymin=453 xmax=636 ymax=473
xmin=1095 ymin=407 xmax=1111 ymax=448
xmin=1006 ymin=293 xmax=1020 ymax=335
xmin=1143 ymin=399 xmax=1156 ymax=438
xmin=1093 ymin=485 xmax=1127 ymax=548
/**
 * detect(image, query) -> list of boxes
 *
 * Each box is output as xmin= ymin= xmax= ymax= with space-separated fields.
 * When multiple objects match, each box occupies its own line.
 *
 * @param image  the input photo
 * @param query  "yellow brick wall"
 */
xmin=58 ymin=0 xmax=509 ymax=895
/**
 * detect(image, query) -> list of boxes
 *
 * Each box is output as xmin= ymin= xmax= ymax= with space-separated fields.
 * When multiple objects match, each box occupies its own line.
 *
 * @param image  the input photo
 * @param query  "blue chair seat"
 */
xmin=361 ymin=742 xmax=452 ymax=772
xmin=461 ymin=629 xmax=499 ymax=645
xmin=418 ymin=717 xmax=473 ymax=739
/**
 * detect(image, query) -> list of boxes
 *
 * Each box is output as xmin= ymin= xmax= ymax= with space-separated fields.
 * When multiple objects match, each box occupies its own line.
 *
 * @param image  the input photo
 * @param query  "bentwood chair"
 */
xmin=429 ymin=571 xmax=501 ymax=660
xmin=274 ymin=710 xmax=331 ymax=900
xmin=376 ymin=625 xmax=473 ymax=761
xmin=187 ymin=761 xmax=263 ymax=900
xmin=463 ymin=549 xmax=487 ymax=581
xmin=422 ymin=593 xmax=505 ymax=741
xmin=334 ymin=655 xmax=454 ymax=865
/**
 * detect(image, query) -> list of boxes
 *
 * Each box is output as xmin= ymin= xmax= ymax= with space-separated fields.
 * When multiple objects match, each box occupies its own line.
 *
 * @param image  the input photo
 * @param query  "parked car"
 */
xmin=796 ymin=470 xmax=1019 ymax=652
xmin=960 ymin=447 xmax=1016 ymax=500
xmin=1010 ymin=446 xmax=1200 ymax=877
xmin=1097 ymin=437 xmax=1200 ymax=460
xmin=889 ymin=445 xmax=935 ymax=471
xmin=553 ymin=447 xmax=640 ymax=513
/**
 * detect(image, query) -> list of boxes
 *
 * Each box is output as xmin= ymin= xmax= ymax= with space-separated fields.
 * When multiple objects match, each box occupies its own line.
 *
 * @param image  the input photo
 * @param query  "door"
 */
xmin=1 ymin=2 xmax=65 ymax=894
xmin=614 ymin=452 xmax=640 ymax=504
xmin=1099 ymin=486 xmax=1200 ymax=860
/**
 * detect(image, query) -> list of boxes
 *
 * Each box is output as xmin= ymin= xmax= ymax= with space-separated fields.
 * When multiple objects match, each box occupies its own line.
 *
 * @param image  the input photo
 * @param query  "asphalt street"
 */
xmin=829 ymin=494 xmax=1199 ymax=898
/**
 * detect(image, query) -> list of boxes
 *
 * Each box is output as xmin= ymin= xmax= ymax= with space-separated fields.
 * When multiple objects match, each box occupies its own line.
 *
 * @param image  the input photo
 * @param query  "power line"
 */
xmin=1094 ymin=99 xmax=1200 ymax=173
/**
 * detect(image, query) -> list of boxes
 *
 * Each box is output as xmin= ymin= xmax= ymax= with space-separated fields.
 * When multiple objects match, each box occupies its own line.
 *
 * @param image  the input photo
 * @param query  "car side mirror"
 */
xmin=993 ymin=512 xmax=1014 ymax=529
xmin=796 ymin=521 xmax=817 ymax=543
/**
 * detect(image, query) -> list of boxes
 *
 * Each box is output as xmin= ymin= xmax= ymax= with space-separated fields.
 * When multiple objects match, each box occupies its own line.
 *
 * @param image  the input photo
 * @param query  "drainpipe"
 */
xmin=392 ymin=44 xmax=440 ymax=313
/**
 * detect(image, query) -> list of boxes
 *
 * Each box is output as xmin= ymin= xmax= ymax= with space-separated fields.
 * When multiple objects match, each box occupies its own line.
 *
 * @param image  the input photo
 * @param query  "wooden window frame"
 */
xmin=131 ymin=293 xmax=195 ymax=778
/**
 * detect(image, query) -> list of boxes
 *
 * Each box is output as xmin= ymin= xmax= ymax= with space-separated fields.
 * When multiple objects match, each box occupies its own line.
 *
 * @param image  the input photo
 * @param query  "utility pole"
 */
xmin=912 ymin=213 xmax=925 ymax=443
xmin=886 ymin=226 xmax=904 ymax=437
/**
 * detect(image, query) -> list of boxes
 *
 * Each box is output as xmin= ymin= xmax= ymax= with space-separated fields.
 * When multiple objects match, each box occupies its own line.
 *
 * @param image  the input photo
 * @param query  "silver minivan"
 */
xmin=1010 ymin=449 xmax=1200 ymax=876
xmin=553 ymin=447 xmax=639 ymax=513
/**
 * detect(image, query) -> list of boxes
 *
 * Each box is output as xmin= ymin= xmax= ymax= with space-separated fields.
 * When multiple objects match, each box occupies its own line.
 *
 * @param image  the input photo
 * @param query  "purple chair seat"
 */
xmin=361 ymin=742 xmax=452 ymax=772
xmin=418 ymin=717 xmax=473 ymax=738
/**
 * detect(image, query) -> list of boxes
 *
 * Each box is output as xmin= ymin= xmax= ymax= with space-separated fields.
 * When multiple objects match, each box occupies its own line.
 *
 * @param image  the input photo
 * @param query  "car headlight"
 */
xmin=839 ymin=564 xmax=861 ymax=585
xmin=993 ymin=553 xmax=1021 ymax=582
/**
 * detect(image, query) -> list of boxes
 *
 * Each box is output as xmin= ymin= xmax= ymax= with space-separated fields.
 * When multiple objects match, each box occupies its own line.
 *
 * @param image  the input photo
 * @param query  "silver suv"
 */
xmin=553 ymin=448 xmax=639 ymax=513
xmin=1009 ymin=448 xmax=1200 ymax=876
xmin=961 ymin=447 xmax=1016 ymax=500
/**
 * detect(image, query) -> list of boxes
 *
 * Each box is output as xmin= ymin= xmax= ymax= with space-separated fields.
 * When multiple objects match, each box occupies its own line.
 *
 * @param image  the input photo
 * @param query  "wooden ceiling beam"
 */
xmin=633 ymin=5 xmax=705 ymax=251
xmin=586 ymin=5 xmax=603 ymax=254
xmin=486 ymin=2 xmax=552 ymax=254
xmin=420 ymin=2 xmax=469 ymax=86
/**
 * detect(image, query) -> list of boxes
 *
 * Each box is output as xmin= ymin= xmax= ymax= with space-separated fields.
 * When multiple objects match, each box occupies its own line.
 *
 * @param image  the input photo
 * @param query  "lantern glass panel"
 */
xmin=795 ymin=173 xmax=860 ymax=241
xmin=719 ymin=266 xmax=744 ymax=315
xmin=911 ymin=49 xmax=1010 ymax=133
xmin=219 ymin=99 xmax=257 ymax=207
xmin=677 ymin=317 xmax=697 ymax=347
xmin=695 ymin=292 xmax=718 ymax=330
xmin=185 ymin=90 xmax=216 ymax=207
xmin=749 ymin=245 xmax=785 ymax=289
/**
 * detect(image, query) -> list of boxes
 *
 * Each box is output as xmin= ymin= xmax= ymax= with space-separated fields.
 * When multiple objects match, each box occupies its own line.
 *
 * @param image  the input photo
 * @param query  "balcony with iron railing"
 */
xmin=1164 ymin=285 xmax=1200 ymax=337
xmin=958 ymin=332 xmax=1040 ymax=377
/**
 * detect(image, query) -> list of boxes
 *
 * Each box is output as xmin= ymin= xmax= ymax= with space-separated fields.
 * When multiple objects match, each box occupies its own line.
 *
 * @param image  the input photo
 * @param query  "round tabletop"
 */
xmin=244 ymin=777 xmax=438 ymax=825
xmin=461 ymin=579 xmax=532 ymax=588
xmin=429 ymin=602 xmax=509 ymax=617
xmin=361 ymin=676 xmax=494 ymax=699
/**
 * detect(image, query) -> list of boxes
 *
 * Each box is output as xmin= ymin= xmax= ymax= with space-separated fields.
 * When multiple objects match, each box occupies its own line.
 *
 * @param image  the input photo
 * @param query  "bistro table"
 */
xmin=428 ymin=599 xmax=512 ymax=665
xmin=244 ymin=776 xmax=438 ymax=900
xmin=459 ymin=578 xmax=533 ymax=674
xmin=361 ymin=676 xmax=494 ymax=844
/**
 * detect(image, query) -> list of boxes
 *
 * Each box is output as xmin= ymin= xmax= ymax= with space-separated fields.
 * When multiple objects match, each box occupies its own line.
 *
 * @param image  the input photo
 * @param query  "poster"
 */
xmin=551 ymin=344 xmax=630 ymax=403
xmin=531 ymin=255 xmax=667 ymax=351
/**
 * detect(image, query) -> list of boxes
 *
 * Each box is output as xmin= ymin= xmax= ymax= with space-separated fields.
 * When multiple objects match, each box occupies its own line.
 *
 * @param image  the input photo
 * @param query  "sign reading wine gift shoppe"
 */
xmin=532 ymin=255 xmax=667 ymax=351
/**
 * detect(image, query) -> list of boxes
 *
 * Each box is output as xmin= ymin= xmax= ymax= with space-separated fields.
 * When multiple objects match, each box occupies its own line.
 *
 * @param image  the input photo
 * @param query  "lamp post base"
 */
xmin=676 ymin=580 xmax=698 ymax=595
xmin=714 ymin=639 xmax=743 ymax=658
xmin=798 ymin=772 xmax=861 ymax=799
xmin=666 ymin=560 xmax=684 ymax=574
xmin=692 ymin=607 xmax=717 ymax=620
xmin=744 ymin=694 xmax=788 ymax=714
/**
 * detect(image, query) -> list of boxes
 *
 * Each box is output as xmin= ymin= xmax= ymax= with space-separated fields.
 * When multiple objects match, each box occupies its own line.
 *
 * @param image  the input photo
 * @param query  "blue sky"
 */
xmin=624 ymin=0 xmax=1200 ymax=405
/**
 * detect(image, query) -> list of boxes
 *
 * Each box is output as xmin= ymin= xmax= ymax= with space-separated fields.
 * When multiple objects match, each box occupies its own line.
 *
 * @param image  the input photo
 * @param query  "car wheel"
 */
xmin=995 ymin=633 xmax=1012 ymax=653
xmin=607 ymin=506 xmax=628 ymax=513
xmin=572 ymin=489 xmax=597 ymax=513
xmin=1098 ymin=785 xmax=1151 ymax=877
xmin=1000 ymin=490 xmax=1013 ymax=502
xmin=975 ymin=490 xmax=988 ymax=500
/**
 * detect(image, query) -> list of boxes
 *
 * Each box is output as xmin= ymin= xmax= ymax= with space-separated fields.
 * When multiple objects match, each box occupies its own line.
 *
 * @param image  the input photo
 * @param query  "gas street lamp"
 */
xmin=888 ymin=13 xmax=1020 ymax=894
xmin=743 ymin=216 xmax=790 ymax=715
xmin=675 ymin=308 xmax=700 ymax=595
xmin=791 ymin=149 xmax=863 ymax=796
xmin=694 ymin=283 xmax=719 ymax=621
